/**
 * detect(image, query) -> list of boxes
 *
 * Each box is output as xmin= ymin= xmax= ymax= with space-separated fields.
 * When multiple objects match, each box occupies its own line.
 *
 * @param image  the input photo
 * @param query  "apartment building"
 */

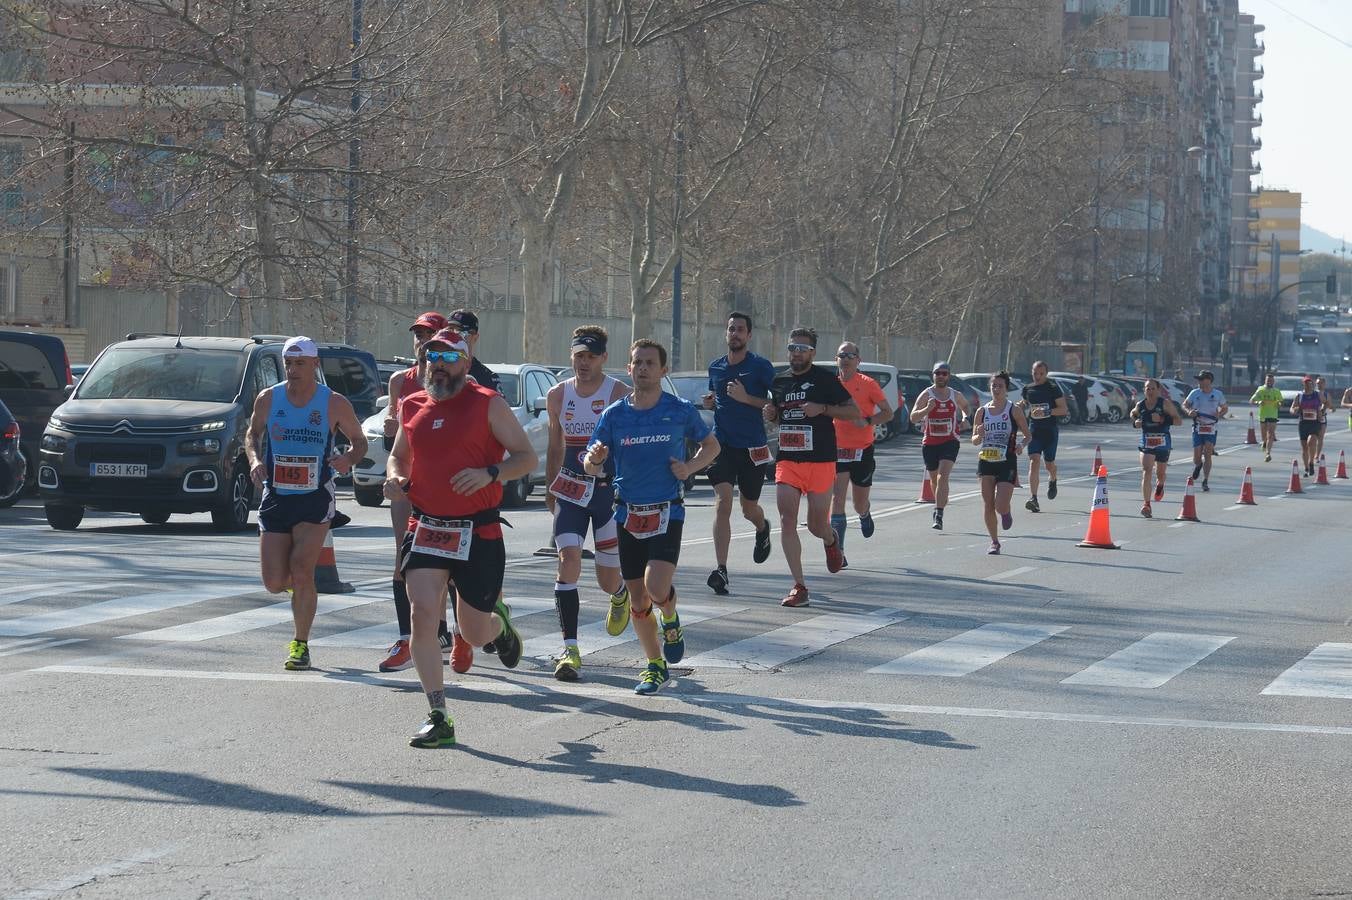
xmin=1228 ymin=12 xmax=1265 ymax=310
xmin=1252 ymin=188 xmax=1301 ymax=315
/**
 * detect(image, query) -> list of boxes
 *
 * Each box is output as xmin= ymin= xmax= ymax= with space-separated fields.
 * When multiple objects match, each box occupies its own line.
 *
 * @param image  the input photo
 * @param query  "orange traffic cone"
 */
xmin=1077 ymin=465 xmax=1119 ymax=549
xmin=1337 ymin=450 xmax=1348 ymax=479
xmin=1285 ymin=459 xmax=1303 ymax=494
xmin=1237 ymin=466 xmax=1257 ymax=505
xmin=1176 ymin=477 xmax=1200 ymax=522
xmin=314 ymin=530 xmax=355 ymax=594
xmin=1090 ymin=444 xmax=1102 ymax=476
xmin=1245 ymin=412 xmax=1258 ymax=444
xmin=918 ymin=473 xmax=935 ymax=503
xmin=1316 ymin=454 xmax=1331 ymax=485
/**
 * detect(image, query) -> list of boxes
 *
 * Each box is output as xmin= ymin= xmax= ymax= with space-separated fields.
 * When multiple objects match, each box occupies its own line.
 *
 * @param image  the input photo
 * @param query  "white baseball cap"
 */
xmin=282 ymin=336 xmax=319 ymax=358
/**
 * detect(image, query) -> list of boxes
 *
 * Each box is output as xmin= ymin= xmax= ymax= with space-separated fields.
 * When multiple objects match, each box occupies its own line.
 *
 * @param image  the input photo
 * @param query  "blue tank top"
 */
xmin=266 ymin=383 xmax=335 ymax=495
xmin=1137 ymin=398 xmax=1171 ymax=451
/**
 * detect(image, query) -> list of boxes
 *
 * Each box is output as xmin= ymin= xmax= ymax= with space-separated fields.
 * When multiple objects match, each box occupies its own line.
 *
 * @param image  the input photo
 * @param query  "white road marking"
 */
xmin=0 ymin=581 xmax=113 ymax=607
xmin=524 ymin=599 xmax=746 ymax=662
xmin=869 ymin=622 xmax=1068 ymax=677
xmin=985 ymin=566 xmax=1037 ymax=581
xmin=0 ymin=538 xmax=183 ymax=560
xmin=0 ymin=582 xmax=261 ymax=637
xmin=312 ymin=596 xmax=558 ymax=648
xmin=0 ymin=637 xmax=82 ymax=657
xmin=1224 ymin=504 xmax=1246 ymax=511
xmin=1062 ymin=633 xmax=1234 ymax=689
xmin=684 ymin=609 xmax=908 ymax=671
xmin=117 ymin=593 xmax=389 ymax=642
xmin=1262 ymin=643 xmax=1352 ymax=699
xmin=1168 ymin=522 xmax=1187 ymax=528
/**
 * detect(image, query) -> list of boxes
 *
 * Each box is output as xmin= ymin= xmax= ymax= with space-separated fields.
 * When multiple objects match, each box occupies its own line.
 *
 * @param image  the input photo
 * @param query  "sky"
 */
xmin=1248 ymin=0 xmax=1352 ymax=244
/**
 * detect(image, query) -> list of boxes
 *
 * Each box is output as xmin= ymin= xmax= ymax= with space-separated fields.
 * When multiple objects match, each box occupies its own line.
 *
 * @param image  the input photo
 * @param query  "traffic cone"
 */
xmin=1236 ymin=466 xmax=1257 ymax=505
xmin=1245 ymin=412 xmax=1258 ymax=444
xmin=1336 ymin=450 xmax=1348 ymax=479
xmin=1176 ymin=477 xmax=1200 ymax=522
xmin=314 ymin=530 xmax=355 ymax=594
xmin=918 ymin=473 xmax=935 ymax=503
xmin=1285 ymin=459 xmax=1303 ymax=494
xmin=1090 ymin=444 xmax=1102 ymax=476
xmin=1077 ymin=465 xmax=1119 ymax=549
xmin=1316 ymin=454 xmax=1331 ymax=485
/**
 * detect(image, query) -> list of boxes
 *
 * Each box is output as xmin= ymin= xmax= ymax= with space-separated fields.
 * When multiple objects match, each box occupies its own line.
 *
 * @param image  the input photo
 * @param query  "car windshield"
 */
xmin=77 ymin=348 xmax=245 ymax=402
xmin=493 ymin=373 xmax=520 ymax=407
xmin=1273 ymin=376 xmax=1307 ymax=392
xmin=668 ymin=376 xmax=707 ymax=404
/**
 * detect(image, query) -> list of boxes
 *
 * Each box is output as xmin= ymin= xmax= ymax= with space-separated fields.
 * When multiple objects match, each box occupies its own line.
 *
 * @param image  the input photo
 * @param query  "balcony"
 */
xmin=1253 ymin=40 xmax=1265 ymax=55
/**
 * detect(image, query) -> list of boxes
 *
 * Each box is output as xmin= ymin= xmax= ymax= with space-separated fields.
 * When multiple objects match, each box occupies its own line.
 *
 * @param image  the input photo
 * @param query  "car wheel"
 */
xmin=140 ymin=511 xmax=171 ymax=525
xmin=45 ymin=503 xmax=84 ymax=530
xmin=873 ymin=421 xmax=892 ymax=444
xmin=354 ymin=483 xmax=385 ymax=508
xmin=0 ymin=451 xmax=25 ymax=508
xmin=211 ymin=463 xmax=253 ymax=532
xmin=501 ymin=476 xmax=530 ymax=509
xmin=1107 ymin=406 xmax=1123 ymax=424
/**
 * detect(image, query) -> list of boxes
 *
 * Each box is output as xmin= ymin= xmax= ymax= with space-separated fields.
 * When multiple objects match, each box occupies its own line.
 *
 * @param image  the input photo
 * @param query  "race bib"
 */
xmin=927 ymin=419 xmax=953 ymax=437
xmin=548 ymin=469 xmax=596 ymax=506
xmin=272 ymin=455 xmax=319 ymax=491
xmin=1302 ymin=409 xmax=1318 ymax=421
xmin=979 ymin=447 xmax=1005 ymax=462
xmin=838 ymin=447 xmax=864 ymax=463
xmin=412 ymin=516 xmax=472 ymax=561
xmin=778 ymin=425 xmax=814 ymax=452
xmin=1196 ymin=422 xmax=1215 ymax=435
xmin=748 ymin=445 xmax=772 ymax=466
xmin=1030 ymin=403 xmax=1050 ymax=420
xmin=1144 ymin=433 xmax=1166 ymax=449
xmin=623 ymin=501 xmax=671 ymax=539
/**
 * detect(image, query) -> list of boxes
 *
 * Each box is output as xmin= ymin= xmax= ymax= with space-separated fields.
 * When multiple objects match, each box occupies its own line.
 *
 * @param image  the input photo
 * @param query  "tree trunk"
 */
xmin=519 ymin=223 xmax=551 ymax=363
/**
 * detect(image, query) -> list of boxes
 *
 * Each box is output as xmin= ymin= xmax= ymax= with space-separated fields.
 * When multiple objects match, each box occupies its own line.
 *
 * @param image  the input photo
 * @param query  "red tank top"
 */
xmin=922 ymin=388 xmax=961 ymax=445
xmin=401 ymin=383 xmax=505 ymax=520
xmin=396 ymin=366 xmax=422 ymax=412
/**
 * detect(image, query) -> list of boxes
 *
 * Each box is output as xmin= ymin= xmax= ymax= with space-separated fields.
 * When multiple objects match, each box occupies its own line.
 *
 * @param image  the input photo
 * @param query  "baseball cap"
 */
xmin=282 ymin=336 xmax=318 ymax=358
xmin=424 ymin=329 xmax=469 ymax=353
xmin=410 ymin=311 xmax=447 ymax=332
xmin=447 ymin=309 xmax=480 ymax=333
xmin=1302 ymin=375 xmax=1314 ymax=384
xmin=570 ymin=332 xmax=607 ymax=355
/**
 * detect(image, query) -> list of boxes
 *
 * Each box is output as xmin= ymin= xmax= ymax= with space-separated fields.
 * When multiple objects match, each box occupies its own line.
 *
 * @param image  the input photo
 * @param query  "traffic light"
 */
xmin=1327 ymin=273 xmax=1337 ymax=295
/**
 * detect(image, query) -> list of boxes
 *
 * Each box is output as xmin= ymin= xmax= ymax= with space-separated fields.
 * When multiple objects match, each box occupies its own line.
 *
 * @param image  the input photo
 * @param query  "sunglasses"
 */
xmin=425 ymin=350 xmax=464 ymax=364
xmin=787 ymin=343 xmax=814 ymax=352
xmin=836 ymin=352 xmax=859 ymax=360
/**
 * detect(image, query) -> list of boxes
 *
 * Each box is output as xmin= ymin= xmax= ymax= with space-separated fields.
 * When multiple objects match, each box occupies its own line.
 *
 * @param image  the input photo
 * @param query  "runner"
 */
xmin=1291 ymin=376 xmax=1323 ymax=476
xmin=909 ymin=361 xmax=970 ymax=531
xmin=1182 ymin=370 xmax=1228 ymax=491
xmin=584 ymin=339 xmax=719 ymax=694
xmin=246 ymin=336 xmax=367 ymax=671
xmin=1131 ymin=378 xmax=1182 ymax=517
xmin=1249 ymin=372 xmax=1282 ymax=463
xmin=766 ymin=327 xmax=857 ymax=607
xmin=971 ymin=372 xmax=1030 ymax=555
xmin=702 ymin=312 xmax=775 ymax=595
xmin=543 ymin=325 xmax=631 ymax=681
xmin=1020 ymin=360 xmax=1068 ymax=513
xmin=1342 ymin=385 xmax=1352 ymax=431
xmin=830 ymin=341 xmax=892 ymax=567
xmin=446 ymin=309 xmax=502 ymax=394
xmin=377 ymin=312 xmax=456 ymax=674
xmin=385 ymin=328 xmax=538 ymax=748
xmin=1315 ymin=375 xmax=1333 ymax=463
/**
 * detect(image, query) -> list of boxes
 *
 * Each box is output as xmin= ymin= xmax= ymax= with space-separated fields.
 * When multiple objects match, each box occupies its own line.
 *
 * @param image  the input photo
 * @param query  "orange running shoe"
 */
xmin=450 ymin=633 xmax=475 ymax=674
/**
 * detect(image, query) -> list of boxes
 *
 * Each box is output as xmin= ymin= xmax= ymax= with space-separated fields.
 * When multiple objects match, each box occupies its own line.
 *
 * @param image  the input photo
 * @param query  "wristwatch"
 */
xmin=486 ymin=464 xmax=500 ymax=483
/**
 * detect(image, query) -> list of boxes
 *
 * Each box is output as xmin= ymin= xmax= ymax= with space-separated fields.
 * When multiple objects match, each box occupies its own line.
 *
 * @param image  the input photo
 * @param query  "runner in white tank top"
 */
xmin=971 ymin=373 xmax=1030 ymax=556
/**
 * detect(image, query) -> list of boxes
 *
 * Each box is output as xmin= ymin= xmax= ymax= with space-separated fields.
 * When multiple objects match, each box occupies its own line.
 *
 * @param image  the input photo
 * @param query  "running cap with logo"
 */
xmin=1302 ymin=375 xmax=1314 ymax=384
xmin=282 ymin=336 xmax=318 ymax=358
xmin=932 ymin=361 xmax=951 ymax=374
xmin=410 ymin=311 xmax=447 ymax=332
xmin=447 ymin=309 xmax=480 ymax=333
xmin=1196 ymin=369 xmax=1214 ymax=380
xmin=570 ymin=332 xmax=607 ymax=355
xmin=424 ymin=329 xmax=469 ymax=353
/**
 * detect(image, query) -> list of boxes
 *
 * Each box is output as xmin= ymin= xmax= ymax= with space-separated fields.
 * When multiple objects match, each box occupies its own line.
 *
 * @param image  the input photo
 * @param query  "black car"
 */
xmin=38 ymin=334 xmax=292 ymax=531
xmin=895 ymin=374 xmax=933 ymax=434
xmin=0 ymin=329 xmax=73 ymax=497
xmin=0 ymin=398 xmax=26 ymax=507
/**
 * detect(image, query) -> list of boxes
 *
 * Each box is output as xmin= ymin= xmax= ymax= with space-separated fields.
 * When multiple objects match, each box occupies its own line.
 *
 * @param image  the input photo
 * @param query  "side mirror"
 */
xmin=532 ymin=396 xmax=548 ymax=415
xmin=63 ymin=384 xmax=75 ymax=399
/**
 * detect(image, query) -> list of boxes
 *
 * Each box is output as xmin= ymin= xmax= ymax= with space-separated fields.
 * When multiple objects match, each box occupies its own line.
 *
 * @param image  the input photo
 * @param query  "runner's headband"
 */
xmin=570 ymin=333 xmax=607 ymax=355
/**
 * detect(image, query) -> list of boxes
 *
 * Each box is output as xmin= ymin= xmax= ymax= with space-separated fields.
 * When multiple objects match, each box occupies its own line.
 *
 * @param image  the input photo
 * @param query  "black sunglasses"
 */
xmin=837 ymin=352 xmax=859 ymax=360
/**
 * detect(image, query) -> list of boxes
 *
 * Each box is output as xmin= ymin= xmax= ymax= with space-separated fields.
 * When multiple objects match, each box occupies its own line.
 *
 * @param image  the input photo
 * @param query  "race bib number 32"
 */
xmin=623 ymin=502 xmax=671 ymax=539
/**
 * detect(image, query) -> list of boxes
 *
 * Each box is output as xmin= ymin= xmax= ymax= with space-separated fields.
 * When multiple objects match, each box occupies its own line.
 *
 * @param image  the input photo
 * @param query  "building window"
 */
xmin=0 ymin=143 xmax=22 ymax=225
xmin=1129 ymin=0 xmax=1168 ymax=15
xmin=1127 ymin=40 xmax=1170 ymax=71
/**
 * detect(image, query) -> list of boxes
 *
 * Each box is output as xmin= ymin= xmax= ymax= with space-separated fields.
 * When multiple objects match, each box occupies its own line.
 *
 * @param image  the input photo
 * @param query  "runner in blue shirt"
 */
xmin=1182 ymin=369 xmax=1228 ymax=491
xmin=702 ymin=311 xmax=776 ymax=595
xmin=586 ymin=339 xmax=719 ymax=695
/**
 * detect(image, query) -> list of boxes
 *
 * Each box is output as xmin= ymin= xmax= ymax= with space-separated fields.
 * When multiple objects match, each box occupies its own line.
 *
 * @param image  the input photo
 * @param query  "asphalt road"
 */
xmin=2 ymin=414 xmax=1351 ymax=898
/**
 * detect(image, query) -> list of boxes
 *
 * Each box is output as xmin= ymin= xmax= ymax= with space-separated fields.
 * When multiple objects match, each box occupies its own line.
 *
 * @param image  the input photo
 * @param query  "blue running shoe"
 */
xmin=661 ymin=614 xmax=685 ymax=664
xmin=634 ymin=660 xmax=670 ymax=695
xmin=860 ymin=513 xmax=875 ymax=539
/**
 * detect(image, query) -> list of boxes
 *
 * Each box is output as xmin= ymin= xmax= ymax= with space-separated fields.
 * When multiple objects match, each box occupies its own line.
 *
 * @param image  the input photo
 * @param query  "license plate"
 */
xmin=90 ymin=463 xmax=148 ymax=478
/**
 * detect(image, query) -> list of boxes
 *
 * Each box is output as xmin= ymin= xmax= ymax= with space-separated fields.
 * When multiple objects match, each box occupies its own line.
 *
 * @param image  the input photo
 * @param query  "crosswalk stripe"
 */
xmin=1262 ymin=643 xmax=1352 ymax=699
xmin=869 ymin=622 xmax=1067 ymax=677
xmin=116 ymin=593 xmax=391 ymax=642
xmin=0 ymin=637 xmax=82 ymax=657
xmin=0 ymin=582 xmax=259 ymax=637
xmin=1061 ymin=632 xmax=1234 ymax=688
xmin=985 ymin=566 xmax=1037 ymax=582
xmin=0 ymin=581 xmax=130 ymax=608
xmin=523 ymin=599 xmax=748 ymax=662
xmin=684 ymin=609 xmax=908 ymax=671
xmin=311 ymin=596 xmax=557 ymax=648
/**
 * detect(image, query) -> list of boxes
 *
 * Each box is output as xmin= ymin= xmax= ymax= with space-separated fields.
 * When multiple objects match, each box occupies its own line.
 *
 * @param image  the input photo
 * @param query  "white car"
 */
xmin=769 ymin=360 xmax=903 ymax=443
xmin=956 ymin=373 xmax=1024 ymax=407
xmin=351 ymin=363 xmax=558 ymax=508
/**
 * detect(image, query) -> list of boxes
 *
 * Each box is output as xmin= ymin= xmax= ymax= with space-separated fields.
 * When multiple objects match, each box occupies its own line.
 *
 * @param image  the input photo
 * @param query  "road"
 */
xmin=2 ymin=415 xmax=1351 ymax=898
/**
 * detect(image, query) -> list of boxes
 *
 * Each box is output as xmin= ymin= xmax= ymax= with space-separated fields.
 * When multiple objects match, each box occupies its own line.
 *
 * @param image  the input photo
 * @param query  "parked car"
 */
xmin=1046 ymin=372 xmax=1125 ymax=423
xmin=71 ymin=363 xmax=90 ymax=384
xmin=1048 ymin=377 xmax=1081 ymax=425
xmin=667 ymin=371 xmax=717 ymax=434
xmin=351 ymin=362 xmax=557 ymax=508
xmin=37 ymin=334 xmax=290 ymax=531
xmin=895 ymin=374 xmax=932 ymax=434
xmin=1322 ymin=314 xmax=1339 ymax=328
xmin=375 ymin=358 xmax=416 ymax=396
xmin=0 ymin=397 xmax=26 ymax=507
xmin=897 ymin=370 xmax=982 ymax=428
xmin=956 ymin=372 xmax=1024 ymax=407
xmin=0 ymin=329 xmax=73 ymax=498
xmin=1094 ymin=374 xmax=1140 ymax=410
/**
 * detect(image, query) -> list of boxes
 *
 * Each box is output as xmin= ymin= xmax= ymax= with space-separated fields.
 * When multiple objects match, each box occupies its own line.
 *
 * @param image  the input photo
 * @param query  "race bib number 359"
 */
xmin=412 ymin=517 xmax=472 ymax=561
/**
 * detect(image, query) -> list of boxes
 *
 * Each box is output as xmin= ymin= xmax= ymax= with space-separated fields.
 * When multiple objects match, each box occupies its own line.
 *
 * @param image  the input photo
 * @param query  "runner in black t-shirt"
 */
xmin=1019 ymin=361 xmax=1067 ymax=513
xmin=765 ymin=327 xmax=857 ymax=607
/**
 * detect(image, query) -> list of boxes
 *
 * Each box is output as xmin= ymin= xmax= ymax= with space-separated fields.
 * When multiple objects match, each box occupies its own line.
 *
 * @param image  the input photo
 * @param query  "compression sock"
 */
xmin=393 ymin=579 xmax=411 ymax=640
xmin=554 ymin=583 xmax=580 ymax=641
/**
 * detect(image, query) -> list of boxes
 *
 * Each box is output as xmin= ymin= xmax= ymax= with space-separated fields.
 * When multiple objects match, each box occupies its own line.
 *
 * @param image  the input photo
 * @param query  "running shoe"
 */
xmin=378 ymin=639 xmax=413 ymax=673
xmin=1001 ymin=511 xmax=1013 ymax=531
xmin=553 ymin=645 xmax=581 ymax=682
xmin=931 ymin=509 xmax=943 ymax=531
xmin=1140 ymin=502 xmax=1152 ymax=518
xmin=409 ymin=709 xmax=456 ymax=748
xmin=493 ymin=600 xmax=523 ymax=669
xmin=1047 ymin=480 xmax=1058 ymax=500
xmin=781 ymin=584 xmax=810 ymax=608
xmin=450 ymin=633 xmax=474 ymax=674
xmin=330 ymin=510 xmax=351 ymax=529
xmin=825 ymin=538 xmax=845 ymax=573
xmin=1265 ymin=451 xmax=1271 ymax=462
xmin=1192 ymin=463 xmax=1203 ymax=481
xmin=634 ymin=660 xmax=670 ymax=696
xmin=1025 ymin=497 xmax=1040 ymax=513
xmin=1201 ymin=479 xmax=1209 ymax=492
xmin=661 ymin=614 xmax=685 ymax=664
xmin=1154 ymin=482 xmax=1165 ymax=501
xmin=706 ymin=566 xmax=730 ymax=596
xmin=839 ymin=554 xmax=849 ymax=570
xmin=859 ymin=513 xmax=875 ymax=539
xmin=753 ymin=522 xmax=773 ymax=563
xmin=284 ymin=639 xmax=310 ymax=671
xmin=987 ymin=541 xmax=1001 ymax=555
xmin=438 ymin=631 xmax=452 ymax=655
xmin=605 ymin=587 xmax=631 ymax=636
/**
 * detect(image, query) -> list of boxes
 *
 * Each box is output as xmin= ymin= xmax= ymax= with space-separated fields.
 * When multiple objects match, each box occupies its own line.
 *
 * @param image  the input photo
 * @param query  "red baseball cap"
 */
xmin=424 ymin=329 xmax=470 ymax=353
xmin=410 ymin=312 xmax=447 ymax=332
